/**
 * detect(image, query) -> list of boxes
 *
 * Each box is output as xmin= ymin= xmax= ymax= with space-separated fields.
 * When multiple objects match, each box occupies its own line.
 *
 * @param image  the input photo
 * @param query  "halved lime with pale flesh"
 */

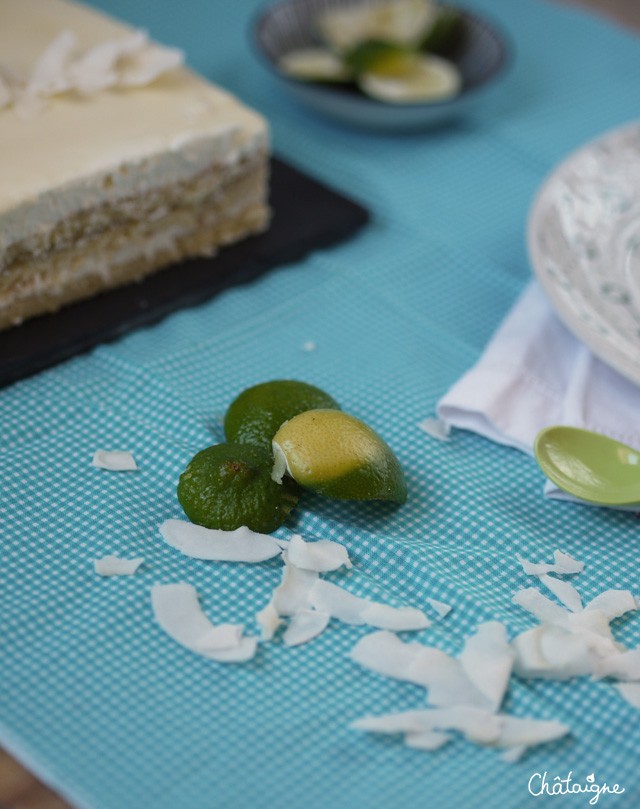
xmin=279 ymin=48 xmax=351 ymax=82
xmin=359 ymin=53 xmax=460 ymax=103
xmin=272 ymin=409 xmax=407 ymax=503
xmin=317 ymin=0 xmax=438 ymax=51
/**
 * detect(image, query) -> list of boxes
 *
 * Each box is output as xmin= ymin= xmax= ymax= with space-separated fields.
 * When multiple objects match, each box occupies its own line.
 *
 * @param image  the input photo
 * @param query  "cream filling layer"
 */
xmin=0 ymin=125 xmax=267 ymax=259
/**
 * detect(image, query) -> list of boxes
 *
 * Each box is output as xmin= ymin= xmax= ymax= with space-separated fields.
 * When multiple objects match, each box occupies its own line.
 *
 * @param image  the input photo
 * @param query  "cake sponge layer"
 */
xmin=0 ymin=155 xmax=269 ymax=329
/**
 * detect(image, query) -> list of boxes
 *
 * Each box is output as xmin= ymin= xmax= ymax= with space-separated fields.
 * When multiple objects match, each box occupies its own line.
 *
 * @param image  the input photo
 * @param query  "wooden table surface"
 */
xmin=2 ymin=2 xmax=639 ymax=807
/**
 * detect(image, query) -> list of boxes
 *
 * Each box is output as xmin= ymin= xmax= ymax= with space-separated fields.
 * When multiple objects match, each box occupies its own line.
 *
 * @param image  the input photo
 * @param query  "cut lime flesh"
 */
xmin=279 ymin=48 xmax=351 ymax=82
xmin=273 ymin=409 xmax=407 ymax=503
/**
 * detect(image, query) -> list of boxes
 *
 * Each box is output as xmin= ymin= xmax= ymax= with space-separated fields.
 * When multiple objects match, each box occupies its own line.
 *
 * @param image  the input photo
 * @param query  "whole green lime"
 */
xmin=224 ymin=380 xmax=340 ymax=452
xmin=177 ymin=443 xmax=299 ymax=533
xmin=273 ymin=409 xmax=407 ymax=503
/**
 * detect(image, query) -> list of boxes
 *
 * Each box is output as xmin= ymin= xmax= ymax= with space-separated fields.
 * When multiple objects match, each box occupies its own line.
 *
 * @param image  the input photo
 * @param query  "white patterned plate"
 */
xmin=528 ymin=120 xmax=640 ymax=386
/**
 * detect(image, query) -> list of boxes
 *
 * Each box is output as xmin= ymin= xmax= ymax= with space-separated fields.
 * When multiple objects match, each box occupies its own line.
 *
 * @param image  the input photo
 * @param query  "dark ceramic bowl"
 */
xmin=252 ymin=0 xmax=510 ymax=131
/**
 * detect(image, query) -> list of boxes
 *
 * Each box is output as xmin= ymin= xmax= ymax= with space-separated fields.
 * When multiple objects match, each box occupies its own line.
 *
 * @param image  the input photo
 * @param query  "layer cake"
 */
xmin=0 ymin=0 xmax=270 ymax=329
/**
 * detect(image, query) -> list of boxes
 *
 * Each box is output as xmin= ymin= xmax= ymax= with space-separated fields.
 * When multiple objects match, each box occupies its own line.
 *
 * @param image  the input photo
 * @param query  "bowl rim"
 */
xmin=250 ymin=0 xmax=512 ymax=111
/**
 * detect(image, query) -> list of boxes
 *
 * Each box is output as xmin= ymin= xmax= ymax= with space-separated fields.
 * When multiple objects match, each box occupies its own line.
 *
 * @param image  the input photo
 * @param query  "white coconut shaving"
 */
xmin=538 ymin=574 xmax=583 ymax=613
xmin=496 ymin=716 xmax=569 ymax=749
xmin=256 ymin=601 xmax=282 ymax=642
xmin=159 ymin=520 xmax=282 ymax=563
xmin=118 ymin=42 xmax=183 ymax=86
xmin=615 ymin=682 xmax=640 ymax=709
xmin=564 ymin=610 xmax=621 ymax=656
xmin=27 ymin=30 xmax=76 ymax=98
xmin=350 ymin=631 xmax=490 ymax=709
xmin=459 ymin=622 xmax=514 ymax=712
xmin=501 ymin=746 xmax=526 ymax=763
xmin=417 ymin=418 xmax=451 ymax=442
xmin=66 ymin=30 xmax=148 ymax=94
xmin=585 ymin=589 xmax=637 ymax=620
xmin=516 ymin=550 xmax=584 ymax=576
xmin=286 ymin=533 xmax=352 ymax=573
xmin=593 ymin=648 xmax=640 ymax=681
xmin=3 ymin=28 xmax=183 ymax=114
xmin=512 ymin=587 xmax=569 ymax=624
xmin=511 ymin=554 xmax=640 ymax=690
xmin=92 ymin=450 xmax=138 ymax=471
xmin=302 ymin=341 xmax=317 ymax=352
xmin=352 ymin=706 xmax=569 ymax=752
xmin=426 ymin=597 xmax=452 ymax=618
xmin=283 ymin=610 xmax=330 ymax=647
xmin=270 ymin=442 xmax=289 ymax=484
xmin=404 ymin=730 xmax=452 ymax=750
xmin=151 ymin=583 xmax=256 ymax=662
xmin=94 ymin=554 xmax=144 ymax=577
xmin=254 ymin=558 xmax=320 ymax=642
xmin=309 ymin=580 xmax=430 ymax=631
xmin=512 ymin=625 xmax=596 ymax=680
xmin=271 ymin=561 xmax=319 ymax=616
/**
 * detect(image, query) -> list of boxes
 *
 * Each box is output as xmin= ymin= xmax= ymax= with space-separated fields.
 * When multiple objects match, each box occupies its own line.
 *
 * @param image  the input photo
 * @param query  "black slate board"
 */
xmin=0 ymin=157 xmax=369 ymax=388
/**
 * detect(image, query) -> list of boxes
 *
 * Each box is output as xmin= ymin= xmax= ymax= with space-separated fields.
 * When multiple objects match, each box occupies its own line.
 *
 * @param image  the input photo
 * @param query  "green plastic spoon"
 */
xmin=534 ymin=426 xmax=640 ymax=506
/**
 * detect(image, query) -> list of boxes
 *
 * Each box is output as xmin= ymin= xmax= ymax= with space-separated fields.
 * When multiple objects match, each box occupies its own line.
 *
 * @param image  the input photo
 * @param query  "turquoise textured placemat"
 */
xmin=2 ymin=2 xmax=640 ymax=807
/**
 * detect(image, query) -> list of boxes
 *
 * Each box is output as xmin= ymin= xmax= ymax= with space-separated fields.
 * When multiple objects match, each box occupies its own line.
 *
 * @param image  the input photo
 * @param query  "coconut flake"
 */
xmin=351 ymin=710 xmax=436 ymax=735
xmin=427 ymin=706 xmax=504 ymax=744
xmin=283 ymin=609 xmax=330 ymax=647
xmin=286 ymin=533 xmax=352 ymax=573
xmin=516 ymin=550 xmax=584 ymax=576
xmin=4 ymin=28 xmax=183 ymax=114
xmin=495 ymin=716 xmax=570 ymax=749
xmin=256 ymin=601 xmax=282 ymax=641
xmin=159 ymin=520 xmax=281 ymax=563
xmin=350 ymin=631 xmax=490 ymax=709
xmin=26 ymin=30 xmax=76 ymax=98
xmin=594 ymin=648 xmax=640 ymax=681
xmin=427 ymin=597 xmax=452 ymax=618
xmin=66 ymin=30 xmax=148 ymax=94
xmin=353 ymin=706 xmax=568 ymax=753
xmin=459 ymin=622 xmax=514 ymax=711
xmin=615 ymin=682 xmax=640 ymax=708
xmin=361 ymin=602 xmax=431 ymax=632
xmin=585 ymin=589 xmax=637 ymax=620
xmin=92 ymin=449 xmax=138 ymax=471
xmin=539 ymin=574 xmax=583 ymax=612
xmin=501 ymin=746 xmax=526 ymax=763
xmin=272 ymin=560 xmax=319 ymax=616
xmin=270 ymin=442 xmax=289 ymax=484
xmin=353 ymin=706 xmax=503 ymax=744
xmin=94 ymin=554 xmax=143 ymax=576
xmin=511 ymin=625 xmax=596 ymax=679
xmin=350 ymin=630 xmax=431 ymax=684
xmin=309 ymin=580 xmax=429 ymax=631
xmin=404 ymin=730 xmax=453 ymax=750
xmin=552 ymin=550 xmax=585 ymax=574
xmin=151 ymin=583 xmax=255 ymax=662
xmin=119 ymin=43 xmax=184 ymax=86
xmin=417 ymin=418 xmax=451 ymax=442
xmin=512 ymin=587 xmax=569 ymax=624
xmin=564 ymin=610 xmax=621 ymax=655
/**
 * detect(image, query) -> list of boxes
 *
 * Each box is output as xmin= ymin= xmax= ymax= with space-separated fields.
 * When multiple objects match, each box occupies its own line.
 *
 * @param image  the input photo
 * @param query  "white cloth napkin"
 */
xmin=436 ymin=281 xmax=640 ymax=504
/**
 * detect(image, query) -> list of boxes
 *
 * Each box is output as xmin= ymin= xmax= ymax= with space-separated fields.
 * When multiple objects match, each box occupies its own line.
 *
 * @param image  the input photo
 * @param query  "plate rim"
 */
xmin=527 ymin=118 xmax=640 ymax=388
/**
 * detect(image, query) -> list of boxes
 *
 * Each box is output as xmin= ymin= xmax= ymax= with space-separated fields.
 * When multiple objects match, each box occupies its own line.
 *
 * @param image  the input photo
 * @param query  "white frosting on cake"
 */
xmin=0 ymin=0 xmax=268 ymax=255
